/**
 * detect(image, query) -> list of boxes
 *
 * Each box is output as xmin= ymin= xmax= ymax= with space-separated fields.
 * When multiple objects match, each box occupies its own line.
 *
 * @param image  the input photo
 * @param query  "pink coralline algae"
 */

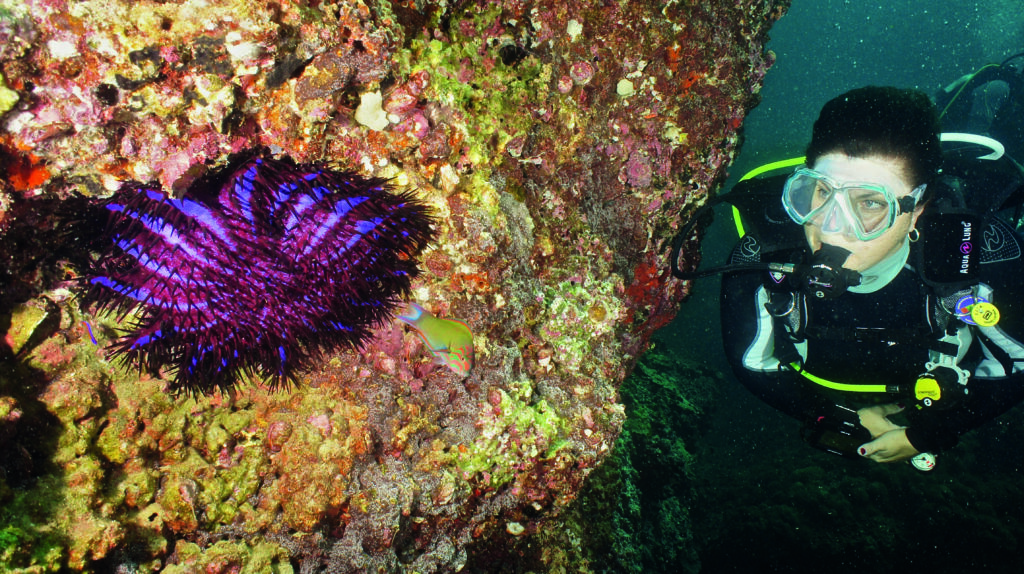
xmin=0 ymin=0 xmax=788 ymax=572
xmin=569 ymin=60 xmax=595 ymax=85
xmin=623 ymin=149 xmax=655 ymax=188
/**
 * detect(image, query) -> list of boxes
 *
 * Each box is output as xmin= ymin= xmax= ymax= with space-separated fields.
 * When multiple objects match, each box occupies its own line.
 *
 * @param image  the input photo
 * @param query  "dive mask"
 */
xmin=782 ymin=167 xmax=926 ymax=241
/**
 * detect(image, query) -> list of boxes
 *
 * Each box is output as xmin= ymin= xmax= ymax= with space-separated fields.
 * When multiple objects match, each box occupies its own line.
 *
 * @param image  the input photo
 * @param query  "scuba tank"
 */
xmin=937 ymin=51 xmax=1024 ymax=162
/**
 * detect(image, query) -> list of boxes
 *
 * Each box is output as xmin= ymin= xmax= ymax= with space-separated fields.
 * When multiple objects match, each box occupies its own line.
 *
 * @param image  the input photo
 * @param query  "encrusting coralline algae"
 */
xmin=0 ymin=0 xmax=787 ymax=571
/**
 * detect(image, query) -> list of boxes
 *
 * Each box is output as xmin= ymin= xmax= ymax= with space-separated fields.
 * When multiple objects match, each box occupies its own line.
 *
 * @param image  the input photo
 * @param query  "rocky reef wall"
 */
xmin=0 ymin=0 xmax=787 ymax=571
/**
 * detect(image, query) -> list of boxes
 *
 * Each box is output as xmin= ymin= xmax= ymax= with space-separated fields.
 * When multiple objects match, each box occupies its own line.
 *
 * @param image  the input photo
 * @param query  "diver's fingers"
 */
xmin=857 ymin=407 xmax=903 ymax=438
xmin=858 ymin=402 xmax=904 ymax=419
xmin=877 ymin=402 xmax=906 ymax=416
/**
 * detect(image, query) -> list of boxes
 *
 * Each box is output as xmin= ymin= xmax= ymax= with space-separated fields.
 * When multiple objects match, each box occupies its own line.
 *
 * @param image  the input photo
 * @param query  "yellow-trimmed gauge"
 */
xmin=955 ymin=295 xmax=1000 ymax=327
xmin=970 ymin=302 xmax=1000 ymax=327
xmin=914 ymin=375 xmax=943 ymax=405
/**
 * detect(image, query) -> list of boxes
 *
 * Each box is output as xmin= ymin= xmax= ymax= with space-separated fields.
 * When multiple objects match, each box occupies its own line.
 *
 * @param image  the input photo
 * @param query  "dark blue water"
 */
xmin=666 ymin=2 xmax=1024 ymax=572
xmin=732 ymin=1 xmax=1024 ymax=185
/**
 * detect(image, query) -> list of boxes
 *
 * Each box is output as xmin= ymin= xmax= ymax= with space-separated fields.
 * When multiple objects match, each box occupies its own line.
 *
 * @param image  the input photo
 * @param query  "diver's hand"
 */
xmin=857 ymin=403 xmax=904 ymax=437
xmin=857 ymin=428 xmax=920 ymax=463
xmin=856 ymin=404 xmax=919 ymax=463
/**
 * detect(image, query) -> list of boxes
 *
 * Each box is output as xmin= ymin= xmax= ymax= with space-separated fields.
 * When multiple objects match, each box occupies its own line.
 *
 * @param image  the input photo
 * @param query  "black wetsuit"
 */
xmin=720 ymin=216 xmax=1024 ymax=453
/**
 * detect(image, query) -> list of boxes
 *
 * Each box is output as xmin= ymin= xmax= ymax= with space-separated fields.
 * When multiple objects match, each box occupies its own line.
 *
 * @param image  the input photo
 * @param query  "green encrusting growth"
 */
xmin=517 ymin=338 xmax=723 ymax=572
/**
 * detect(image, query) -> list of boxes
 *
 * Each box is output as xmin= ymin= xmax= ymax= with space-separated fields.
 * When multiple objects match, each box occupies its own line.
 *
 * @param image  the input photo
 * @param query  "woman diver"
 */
xmin=718 ymin=86 xmax=1024 ymax=468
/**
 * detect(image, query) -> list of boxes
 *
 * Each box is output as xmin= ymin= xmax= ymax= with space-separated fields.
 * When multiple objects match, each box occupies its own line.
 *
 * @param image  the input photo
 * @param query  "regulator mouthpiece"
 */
xmin=800 ymin=244 xmax=862 ymax=299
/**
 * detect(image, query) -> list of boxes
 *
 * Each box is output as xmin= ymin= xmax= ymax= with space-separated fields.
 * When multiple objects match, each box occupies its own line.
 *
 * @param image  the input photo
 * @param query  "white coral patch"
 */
xmin=355 ymin=91 xmax=390 ymax=131
xmin=47 ymin=39 xmax=79 ymax=60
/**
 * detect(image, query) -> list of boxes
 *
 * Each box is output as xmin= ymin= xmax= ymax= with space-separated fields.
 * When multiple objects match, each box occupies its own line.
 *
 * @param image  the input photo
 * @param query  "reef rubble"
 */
xmin=0 ymin=0 xmax=787 ymax=571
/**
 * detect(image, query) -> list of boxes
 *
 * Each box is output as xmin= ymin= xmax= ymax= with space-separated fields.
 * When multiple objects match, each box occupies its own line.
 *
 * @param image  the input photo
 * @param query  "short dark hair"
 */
xmin=805 ymin=86 xmax=943 ymax=188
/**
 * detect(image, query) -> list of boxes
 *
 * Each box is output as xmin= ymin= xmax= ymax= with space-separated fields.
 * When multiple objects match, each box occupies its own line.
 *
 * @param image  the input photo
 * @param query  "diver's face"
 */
xmin=803 ymin=153 xmax=925 ymax=272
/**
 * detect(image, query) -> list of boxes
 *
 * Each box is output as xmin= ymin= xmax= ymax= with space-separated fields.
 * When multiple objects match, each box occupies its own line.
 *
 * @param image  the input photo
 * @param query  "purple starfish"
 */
xmin=85 ymin=151 xmax=435 ymax=394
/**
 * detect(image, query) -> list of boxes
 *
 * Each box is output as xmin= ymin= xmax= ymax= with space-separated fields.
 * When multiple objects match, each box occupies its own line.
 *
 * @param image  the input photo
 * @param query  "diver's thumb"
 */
xmin=857 ymin=441 xmax=876 ymax=458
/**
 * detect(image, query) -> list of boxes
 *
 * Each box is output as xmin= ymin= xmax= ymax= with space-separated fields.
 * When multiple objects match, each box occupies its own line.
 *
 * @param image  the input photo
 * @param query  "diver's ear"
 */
xmin=913 ymin=198 xmax=928 ymax=216
xmin=911 ymin=185 xmax=929 ymax=225
xmin=910 ymin=205 xmax=926 ymax=230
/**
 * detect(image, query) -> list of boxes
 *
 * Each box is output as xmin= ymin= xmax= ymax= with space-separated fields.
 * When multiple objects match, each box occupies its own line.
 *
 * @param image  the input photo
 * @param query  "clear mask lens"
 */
xmin=782 ymin=168 xmax=902 ymax=241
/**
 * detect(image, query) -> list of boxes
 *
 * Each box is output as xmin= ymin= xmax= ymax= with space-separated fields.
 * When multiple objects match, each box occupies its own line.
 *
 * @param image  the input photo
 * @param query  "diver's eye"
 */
xmin=813 ymin=182 xmax=834 ymax=201
xmin=857 ymin=198 xmax=886 ymax=211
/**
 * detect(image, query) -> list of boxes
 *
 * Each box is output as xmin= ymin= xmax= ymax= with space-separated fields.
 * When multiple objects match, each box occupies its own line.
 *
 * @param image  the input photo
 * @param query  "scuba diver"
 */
xmin=671 ymin=74 xmax=1024 ymax=470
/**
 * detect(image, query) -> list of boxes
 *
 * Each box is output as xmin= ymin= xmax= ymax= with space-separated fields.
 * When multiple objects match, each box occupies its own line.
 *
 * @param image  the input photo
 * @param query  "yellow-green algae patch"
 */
xmin=456 ymin=379 xmax=567 ymax=490
xmin=538 ymin=279 xmax=624 ymax=375
xmin=398 ymin=5 xmax=554 ymax=183
xmin=161 ymin=539 xmax=294 ymax=574
xmin=0 ymin=297 xmax=377 ymax=570
xmin=0 ymin=72 xmax=18 ymax=114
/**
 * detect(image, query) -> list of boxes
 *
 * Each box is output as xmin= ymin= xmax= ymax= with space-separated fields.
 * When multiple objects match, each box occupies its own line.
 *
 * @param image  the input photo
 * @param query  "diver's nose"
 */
xmin=818 ymin=202 xmax=844 ymax=234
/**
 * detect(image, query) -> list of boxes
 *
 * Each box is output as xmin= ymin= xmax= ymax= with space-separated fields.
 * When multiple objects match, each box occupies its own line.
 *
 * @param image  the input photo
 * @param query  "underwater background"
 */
xmin=2 ymin=0 xmax=1023 ymax=571
xmin=655 ymin=1 xmax=1024 ymax=573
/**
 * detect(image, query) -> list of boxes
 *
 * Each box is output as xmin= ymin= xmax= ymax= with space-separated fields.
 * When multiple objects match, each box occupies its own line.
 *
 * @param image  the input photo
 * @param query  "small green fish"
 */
xmin=397 ymin=302 xmax=474 ymax=375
